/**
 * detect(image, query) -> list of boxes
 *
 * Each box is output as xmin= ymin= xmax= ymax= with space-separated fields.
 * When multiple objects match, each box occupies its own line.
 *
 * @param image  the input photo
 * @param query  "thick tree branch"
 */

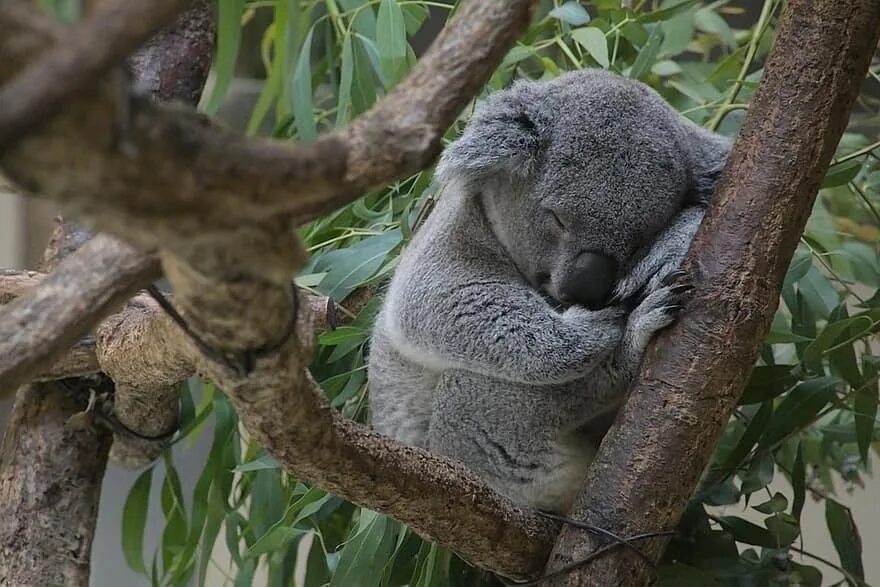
xmin=0 ymin=0 xmax=192 ymax=148
xmin=0 ymin=1 xmax=537 ymax=241
xmin=0 ymin=232 xmax=159 ymax=394
xmin=545 ymin=2 xmax=880 ymax=585
xmin=0 ymin=222 xmax=114 ymax=587
xmin=0 ymin=3 xmax=214 ymax=585
xmin=0 ymin=269 xmax=353 ymax=382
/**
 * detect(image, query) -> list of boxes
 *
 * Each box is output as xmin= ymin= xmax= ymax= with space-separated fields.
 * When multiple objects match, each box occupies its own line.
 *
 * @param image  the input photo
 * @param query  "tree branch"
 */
xmin=0 ymin=2 xmax=214 ymax=584
xmin=0 ymin=269 xmax=354 ymax=382
xmin=0 ymin=0 xmax=538 ymax=242
xmin=0 ymin=0 xmax=192 ymax=148
xmin=0 ymin=232 xmax=159 ymax=393
xmin=544 ymin=2 xmax=880 ymax=585
xmin=0 ymin=221 xmax=114 ymax=587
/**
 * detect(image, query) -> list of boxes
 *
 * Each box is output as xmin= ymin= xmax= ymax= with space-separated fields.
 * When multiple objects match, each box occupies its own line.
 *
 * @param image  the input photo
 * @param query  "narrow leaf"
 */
xmin=825 ymin=500 xmax=865 ymax=582
xmin=204 ymin=0 xmax=245 ymax=114
xmin=292 ymin=26 xmax=316 ymax=141
xmin=122 ymin=468 xmax=153 ymax=575
xmin=758 ymin=377 xmax=839 ymax=450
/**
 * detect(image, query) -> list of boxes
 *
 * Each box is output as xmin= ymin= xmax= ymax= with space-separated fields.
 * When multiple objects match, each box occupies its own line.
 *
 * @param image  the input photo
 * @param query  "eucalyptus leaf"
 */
xmin=549 ymin=2 xmax=591 ymax=26
xmin=825 ymin=500 xmax=865 ymax=582
xmin=571 ymin=27 xmax=610 ymax=68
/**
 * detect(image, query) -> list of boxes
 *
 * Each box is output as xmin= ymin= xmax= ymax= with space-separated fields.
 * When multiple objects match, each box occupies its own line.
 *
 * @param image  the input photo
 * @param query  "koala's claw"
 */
xmin=668 ymin=283 xmax=694 ymax=296
xmin=661 ymin=270 xmax=688 ymax=287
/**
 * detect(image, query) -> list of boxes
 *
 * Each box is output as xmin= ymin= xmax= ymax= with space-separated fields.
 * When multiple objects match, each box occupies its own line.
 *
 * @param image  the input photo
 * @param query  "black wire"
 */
xmin=510 ymin=530 xmax=676 ymax=587
xmin=535 ymin=510 xmax=659 ymax=569
xmin=145 ymin=283 xmax=298 ymax=376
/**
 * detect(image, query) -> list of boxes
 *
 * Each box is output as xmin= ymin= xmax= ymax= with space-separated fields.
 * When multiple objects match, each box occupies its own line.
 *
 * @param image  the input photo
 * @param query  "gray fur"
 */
xmin=368 ymin=70 xmax=730 ymax=512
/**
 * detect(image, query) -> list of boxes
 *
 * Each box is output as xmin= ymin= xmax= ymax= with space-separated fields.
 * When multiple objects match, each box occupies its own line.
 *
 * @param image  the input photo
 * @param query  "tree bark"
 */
xmin=0 ymin=3 xmax=214 ymax=584
xmin=0 ymin=221 xmax=114 ymax=587
xmin=544 ymin=2 xmax=880 ymax=585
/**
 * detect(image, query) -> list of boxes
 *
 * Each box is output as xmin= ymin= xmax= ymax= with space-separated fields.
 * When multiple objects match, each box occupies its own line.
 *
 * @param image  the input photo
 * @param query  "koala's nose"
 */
xmin=557 ymin=251 xmax=617 ymax=309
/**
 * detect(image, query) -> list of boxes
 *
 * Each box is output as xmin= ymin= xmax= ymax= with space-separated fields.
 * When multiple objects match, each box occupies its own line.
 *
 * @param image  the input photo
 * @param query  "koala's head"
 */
xmin=437 ymin=69 xmax=730 ymax=309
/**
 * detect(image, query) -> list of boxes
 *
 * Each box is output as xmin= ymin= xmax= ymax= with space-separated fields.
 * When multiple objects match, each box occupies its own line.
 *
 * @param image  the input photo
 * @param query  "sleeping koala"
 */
xmin=368 ymin=69 xmax=730 ymax=512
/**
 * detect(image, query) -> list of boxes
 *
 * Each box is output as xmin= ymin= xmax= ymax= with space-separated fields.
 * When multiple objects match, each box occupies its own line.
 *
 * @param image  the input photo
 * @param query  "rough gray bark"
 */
xmin=0 ymin=0 xmax=193 ymax=148
xmin=544 ymin=1 xmax=880 ymax=585
xmin=0 ymin=221 xmax=114 ymax=587
xmin=0 ymin=235 xmax=159 ymax=394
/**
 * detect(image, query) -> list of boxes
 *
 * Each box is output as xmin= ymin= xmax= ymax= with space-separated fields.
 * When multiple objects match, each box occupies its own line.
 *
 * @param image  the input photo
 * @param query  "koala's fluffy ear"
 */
xmin=436 ymin=82 xmax=545 ymax=185
xmin=685 ymin=122 xmax=733 ymax=205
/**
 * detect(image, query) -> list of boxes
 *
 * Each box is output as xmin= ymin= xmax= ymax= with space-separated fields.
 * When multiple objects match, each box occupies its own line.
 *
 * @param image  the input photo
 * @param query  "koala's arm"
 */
xmin=583 ymin=279 xmax=689 ymax=408
xmin=614 ymin=206 xmax=705 ymax=302
xmin=385 ymin=279 xmax=623 ymax=385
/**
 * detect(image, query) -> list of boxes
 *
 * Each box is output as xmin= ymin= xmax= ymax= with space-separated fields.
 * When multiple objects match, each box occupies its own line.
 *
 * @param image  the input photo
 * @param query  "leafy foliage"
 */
xmin=121 ymin=1 xmax=880 ymax=585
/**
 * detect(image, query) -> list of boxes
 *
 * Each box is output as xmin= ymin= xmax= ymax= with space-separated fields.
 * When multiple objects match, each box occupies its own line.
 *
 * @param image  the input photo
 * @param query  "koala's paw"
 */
xmin=627 ymin=277 xmax=693 ymax=349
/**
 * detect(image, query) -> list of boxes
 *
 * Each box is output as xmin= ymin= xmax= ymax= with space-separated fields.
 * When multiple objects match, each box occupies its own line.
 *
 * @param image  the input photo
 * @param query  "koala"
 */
xmin=367 ymin=69 xmax=730 ymax=513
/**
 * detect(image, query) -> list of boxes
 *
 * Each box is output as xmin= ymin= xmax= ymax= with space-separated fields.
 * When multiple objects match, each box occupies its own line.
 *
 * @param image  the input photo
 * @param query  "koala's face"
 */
xmin=438 ymin=70 xmax=727 ymax=309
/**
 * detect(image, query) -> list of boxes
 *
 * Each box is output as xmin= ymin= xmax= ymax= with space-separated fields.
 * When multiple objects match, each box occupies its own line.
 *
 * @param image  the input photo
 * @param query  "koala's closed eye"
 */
xmin=545 ymin=207 xmax=566 ymax=230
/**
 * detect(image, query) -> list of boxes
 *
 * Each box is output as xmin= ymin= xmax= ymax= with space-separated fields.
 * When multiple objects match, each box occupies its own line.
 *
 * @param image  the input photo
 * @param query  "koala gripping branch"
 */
xmin=544 ymin=2 xmax=880 ymax=586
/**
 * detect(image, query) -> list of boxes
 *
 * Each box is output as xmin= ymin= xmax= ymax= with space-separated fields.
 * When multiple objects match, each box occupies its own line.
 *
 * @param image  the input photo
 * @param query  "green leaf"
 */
xmin=758 ymin=377 xmax=839 ymax=450
xmin=764 ymin=328 xmax=813 ymax=345
xmin=292 ymin=26 xmax=316 ymax=141
xmin=318 ymin=326 xmax=367 ymax=346
xmin=739 ymin=365 xmax=796 ymax=405
xmin=792 ymin=442 xmax=806 ymax=521
xmin=233 ymin=453 xmax=281 ymax=473
xmin=717 ymin=516 xmax=778 ymax=548
xmin=377 ymin=0 xmax=408 ymax=87
xmin=822 ymin=159 xmax=862 ymax=188
xmin=246 ymin=526 xmax=308 ymax=558
xmin=825 ymin=500 xmax=865 ymax=582
xmin=719 ymin=401 xmax=772 ymax=474
xmin=122 ymin=468 xmax=153 ymax=575
xmin=706 ymin=47 xmax=745 ymax=83
xmin=753 ymin=492 xmax=788 ymax=514
xmin=739 ymin=450 xmax=774 ymax=495
xmin=802 ymin=315 xmax=873 ymax=367
xmin=339 ymin=0 xmax=377 ymax=37
xmin=203 ymin=0 xmax=245 ymax=114
xmin=694 ymin=8 xmax=735 ymax=50
xmin=571 ymin=27 xmax=610 ymax=68
xmin=765 ymin=512 xmax=800 ymax=547
xmin=317 ymin=231 xmax=401 ymax=301
xmin=330 ymin=510 xmax=396 ymax=587
xmin=641 ymin=0 xmax=700 ymax=23
xmin=629 ymin=26 xmax=664 ymax=80
xmin=855 ymin=355 xmax=879 ymax=462
xmin=549 ymin=2 xmax=591 ymax=26
xmin=335 ymin=33 xmax=355 ymax=127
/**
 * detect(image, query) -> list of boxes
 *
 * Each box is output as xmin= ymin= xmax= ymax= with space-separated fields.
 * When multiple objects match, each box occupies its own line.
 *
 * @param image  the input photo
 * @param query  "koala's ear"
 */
xmin=436 ymin=85 xmax=545 ymax=185
xmin=685 ymin=123 xmax=732 ymax=205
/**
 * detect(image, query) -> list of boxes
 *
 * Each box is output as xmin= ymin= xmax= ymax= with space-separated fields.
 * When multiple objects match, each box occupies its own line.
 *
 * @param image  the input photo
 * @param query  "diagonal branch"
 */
xmin=0 ymin=0 xmax=193 ymax=148
xmin=544 ymin=1 xmax=880 ymax=585
xmin=0 ymin=1 xmax=538 ymax=241
xmin=0 ymin=232 xmax=159 ymax=392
